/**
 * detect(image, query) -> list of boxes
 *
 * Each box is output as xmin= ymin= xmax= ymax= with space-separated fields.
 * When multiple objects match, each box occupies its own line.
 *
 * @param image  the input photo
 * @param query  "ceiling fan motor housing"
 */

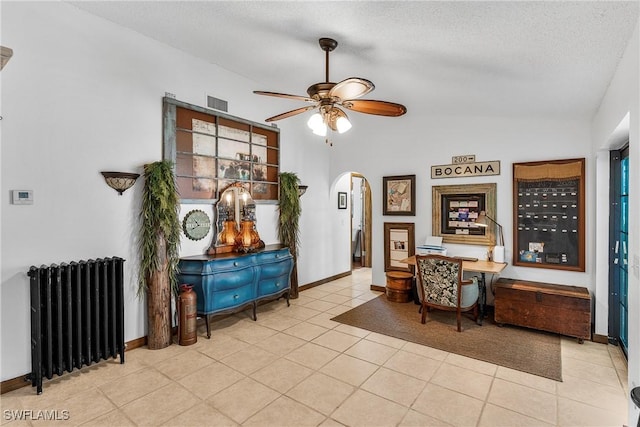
xmin=307 ymin=82 xmax=336 ymax=100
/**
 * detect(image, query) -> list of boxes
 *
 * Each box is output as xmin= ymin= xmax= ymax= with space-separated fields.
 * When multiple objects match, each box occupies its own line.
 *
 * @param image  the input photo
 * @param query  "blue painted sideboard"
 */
xmin=178 ymin=245 xmax=293 ymax=338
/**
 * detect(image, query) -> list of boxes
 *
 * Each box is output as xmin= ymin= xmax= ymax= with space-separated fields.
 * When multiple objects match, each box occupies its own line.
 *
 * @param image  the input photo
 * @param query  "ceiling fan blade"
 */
xmin=265 ymin=105 xmax=317 ymax=122
xmin=329 ymin=78 xmax=374 ymax=101
xmin=254 ymin=91 xmax=316 ymax=103
xmin=342 ymin=100 xmax=407 ymax=117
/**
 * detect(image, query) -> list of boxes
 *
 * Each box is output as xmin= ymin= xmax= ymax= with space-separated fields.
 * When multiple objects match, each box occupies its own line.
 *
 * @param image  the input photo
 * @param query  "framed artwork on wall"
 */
xmin=432 ymin=183 xmax=497 ymax=245
xmin=338 ymin=192 xmax=348 ymax=209
xmin=512 ymin=158 xmax=585 ymax=271
xmin=384 ymin=222 xmax=415 ymax=273
xmin=383 ymin=175 xmax=416 ymax=216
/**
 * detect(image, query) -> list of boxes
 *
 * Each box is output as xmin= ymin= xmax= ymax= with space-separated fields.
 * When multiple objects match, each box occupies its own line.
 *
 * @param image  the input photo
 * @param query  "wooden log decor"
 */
xmin=386 ymin=271 xmax=414 ymax=303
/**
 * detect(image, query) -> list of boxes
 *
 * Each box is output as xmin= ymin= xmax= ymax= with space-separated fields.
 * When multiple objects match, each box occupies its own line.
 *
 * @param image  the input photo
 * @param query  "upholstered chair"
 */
xmin=415 ymin=254 xmax=479 ymax=332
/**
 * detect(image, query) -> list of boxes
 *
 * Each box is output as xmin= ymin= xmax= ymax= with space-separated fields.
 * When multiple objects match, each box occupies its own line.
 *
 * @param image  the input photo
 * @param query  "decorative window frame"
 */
xmin=162 ymin=97 xmax=280 ymax=204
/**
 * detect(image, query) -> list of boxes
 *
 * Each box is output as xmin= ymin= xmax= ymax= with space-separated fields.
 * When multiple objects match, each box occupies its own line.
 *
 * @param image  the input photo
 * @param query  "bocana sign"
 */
xmin=431 ymin=155 xmax=500 ymax=179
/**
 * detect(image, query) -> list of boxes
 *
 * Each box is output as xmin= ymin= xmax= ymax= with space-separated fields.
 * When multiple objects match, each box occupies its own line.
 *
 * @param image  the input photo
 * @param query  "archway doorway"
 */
xmin=351 ymin=173 xmax=372 ymax=269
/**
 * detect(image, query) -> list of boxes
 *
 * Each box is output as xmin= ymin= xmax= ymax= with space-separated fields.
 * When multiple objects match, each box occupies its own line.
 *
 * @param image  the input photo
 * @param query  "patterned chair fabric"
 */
xmin=417 ymin=257 xmax=460 ymax=308
xmin=415 ymin=254 xmax=479 ymax=332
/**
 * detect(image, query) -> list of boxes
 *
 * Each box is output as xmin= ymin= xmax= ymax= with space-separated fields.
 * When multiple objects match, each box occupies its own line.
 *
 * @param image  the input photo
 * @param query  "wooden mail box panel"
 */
xmin=494 ymin=278 xmax=591 ymax=342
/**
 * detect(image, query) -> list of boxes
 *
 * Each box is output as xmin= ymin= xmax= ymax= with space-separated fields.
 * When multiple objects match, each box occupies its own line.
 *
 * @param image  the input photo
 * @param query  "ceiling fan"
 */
xmin=254 ymin=37 xmax=407 ymax=138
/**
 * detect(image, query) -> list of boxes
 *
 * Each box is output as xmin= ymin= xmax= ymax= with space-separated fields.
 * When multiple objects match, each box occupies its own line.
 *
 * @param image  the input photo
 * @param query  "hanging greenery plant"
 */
xmin=138 ymin=160 xmax=181 ymax=349
xmin=278 ymin=172 xmax=301 ymax=298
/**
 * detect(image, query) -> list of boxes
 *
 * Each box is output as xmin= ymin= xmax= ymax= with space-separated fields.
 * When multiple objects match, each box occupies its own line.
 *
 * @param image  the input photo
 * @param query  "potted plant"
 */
xmin=138 ymin=160 xmax=181 ymax=349
xmin=278 ymin=172 xmax=302 ymax=298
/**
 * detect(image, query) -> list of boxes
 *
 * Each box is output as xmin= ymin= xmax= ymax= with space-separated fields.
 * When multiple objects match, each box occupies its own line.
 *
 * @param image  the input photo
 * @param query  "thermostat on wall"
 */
xmin=11 ymin=190 xmax=33 ymax=205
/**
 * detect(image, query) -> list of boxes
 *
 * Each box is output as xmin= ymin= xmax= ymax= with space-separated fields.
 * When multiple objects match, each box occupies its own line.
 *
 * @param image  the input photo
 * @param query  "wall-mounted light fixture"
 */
xmin=297 ymin=185 xmax=308 ymax=197
xmin=0 ymin=46 xmax=13 ymax=71
xmin=101 ymin=171 xmax=140 ymax=195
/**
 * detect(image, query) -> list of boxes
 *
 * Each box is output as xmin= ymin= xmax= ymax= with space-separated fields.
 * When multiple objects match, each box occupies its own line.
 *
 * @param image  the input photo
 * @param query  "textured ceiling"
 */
xmin=68 ymin=1 xmax=639 ymax=120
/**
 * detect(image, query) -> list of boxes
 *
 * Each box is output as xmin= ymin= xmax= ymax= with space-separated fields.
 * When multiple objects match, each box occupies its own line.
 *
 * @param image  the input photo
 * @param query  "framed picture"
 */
xmin=383 ymin=175 xmax=416 ymax=216
xmin=384 ymin=222 xmax=415 ymax=273
xmin=432 ymin=183 xmax=497 ymax=245
xmin=338 ymin=192 xmax=348 ymax=209
xmin=512 ymin=158 xmax=585 ymax=271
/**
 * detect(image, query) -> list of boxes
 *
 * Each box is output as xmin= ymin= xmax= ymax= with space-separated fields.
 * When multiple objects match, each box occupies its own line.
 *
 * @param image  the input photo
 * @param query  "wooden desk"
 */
xmin=400 ymin=255 xmax=507 ymax=324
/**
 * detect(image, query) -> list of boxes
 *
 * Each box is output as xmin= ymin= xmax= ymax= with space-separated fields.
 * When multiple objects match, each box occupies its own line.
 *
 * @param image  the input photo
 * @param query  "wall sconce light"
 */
xmin=298 ymin=185 xmax=308 ymax=197
xmin=0 ymin=46 xmax=13 ymax=71
xmin=101 ymin=171 xmax=140 ymax=195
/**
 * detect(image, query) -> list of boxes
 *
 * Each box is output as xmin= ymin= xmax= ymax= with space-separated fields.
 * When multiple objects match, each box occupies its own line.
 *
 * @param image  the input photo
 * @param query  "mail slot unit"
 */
xmin=494 ymin=278 xmax=591 ymax=343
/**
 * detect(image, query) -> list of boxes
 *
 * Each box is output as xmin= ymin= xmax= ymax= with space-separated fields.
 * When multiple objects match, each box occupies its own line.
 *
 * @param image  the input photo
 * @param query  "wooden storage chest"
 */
xmin=494 ymin=278 xmax=591 ymax=342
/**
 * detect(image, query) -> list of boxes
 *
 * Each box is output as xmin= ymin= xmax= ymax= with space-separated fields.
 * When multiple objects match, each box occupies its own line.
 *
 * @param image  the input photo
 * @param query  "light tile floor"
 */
xmin=1 ymin=268 xmax=630 ymax=426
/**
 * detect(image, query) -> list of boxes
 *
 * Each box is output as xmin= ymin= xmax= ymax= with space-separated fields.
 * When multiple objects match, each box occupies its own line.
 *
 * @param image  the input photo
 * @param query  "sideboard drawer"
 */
xmin=255 ymin=249 xmax=289 ymax=261
xmin=259 ymin=258 xmax=293 ymax=280
xmin=206 ymin=257 xmax=254 ymax=273
xmin=210 ymin=285 xmax=254 ymax=311
xmin=179 ymin=256 xmax=254 ymax=274
xmin=210 ymin=267 xmax=256 ymax=291
xmin=257 ymin=276 xmax=290 ymax=298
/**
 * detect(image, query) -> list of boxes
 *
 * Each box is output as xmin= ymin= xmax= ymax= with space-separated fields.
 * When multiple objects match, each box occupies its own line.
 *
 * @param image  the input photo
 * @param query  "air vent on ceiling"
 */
xmin=207 ymin=95 xmax=228 ymax=112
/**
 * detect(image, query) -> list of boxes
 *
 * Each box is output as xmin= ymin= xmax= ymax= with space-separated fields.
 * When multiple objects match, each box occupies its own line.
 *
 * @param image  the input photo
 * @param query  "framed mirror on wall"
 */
xmin=384 ymin=222 xmax=415 ymax=273
xmin=432 ymin=183 xmax=497 ymax=246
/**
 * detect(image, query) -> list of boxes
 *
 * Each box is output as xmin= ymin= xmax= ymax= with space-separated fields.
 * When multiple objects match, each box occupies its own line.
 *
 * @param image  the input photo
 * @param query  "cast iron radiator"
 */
xmin=27 ymin=257 xmax=126 ymax=394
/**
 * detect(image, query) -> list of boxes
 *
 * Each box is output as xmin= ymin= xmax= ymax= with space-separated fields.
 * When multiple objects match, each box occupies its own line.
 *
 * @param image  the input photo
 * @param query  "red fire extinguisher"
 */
xmin=178 ymin=284 xmax=197 ymax=346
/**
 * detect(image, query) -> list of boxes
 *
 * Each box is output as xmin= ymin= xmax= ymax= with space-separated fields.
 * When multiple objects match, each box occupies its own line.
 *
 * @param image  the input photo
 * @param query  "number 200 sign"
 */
xmin=452 ymin=155 xmax=475 ymax=164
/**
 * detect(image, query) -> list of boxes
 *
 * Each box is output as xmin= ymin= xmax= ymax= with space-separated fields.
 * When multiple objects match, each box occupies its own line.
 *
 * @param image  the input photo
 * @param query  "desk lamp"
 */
xmin=476 ymin=211 xmax=505 ymax=263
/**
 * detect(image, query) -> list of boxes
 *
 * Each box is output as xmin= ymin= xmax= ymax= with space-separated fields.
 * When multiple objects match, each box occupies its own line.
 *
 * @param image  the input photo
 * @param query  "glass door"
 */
xmin=609 ymin=145 xmax=629 ymax=356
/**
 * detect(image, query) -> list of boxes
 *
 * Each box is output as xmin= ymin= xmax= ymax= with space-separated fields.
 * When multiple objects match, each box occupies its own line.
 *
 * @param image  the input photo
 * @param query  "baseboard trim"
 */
xmin=370 ymin=285 xmax=386 ymax=292
xmin=0 ymin=375 xmax=30 ymax=395
xmin=592 ymin=333 xmax=609 ymax=344
xmin=1 ymin=336 xmax=148 ymax=395
xmin=126 ymin=335 xmax=148 ymax=351
xmin=299 ymin=271 xmax=351 ymax=292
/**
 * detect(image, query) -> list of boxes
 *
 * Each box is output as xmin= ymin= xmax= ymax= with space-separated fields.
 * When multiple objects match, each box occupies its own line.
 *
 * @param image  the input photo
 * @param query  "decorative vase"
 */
xmin=218 ymin=220 xmax=238 ymax=246
xmin=235 ymin=220 xmax=261 ymax=252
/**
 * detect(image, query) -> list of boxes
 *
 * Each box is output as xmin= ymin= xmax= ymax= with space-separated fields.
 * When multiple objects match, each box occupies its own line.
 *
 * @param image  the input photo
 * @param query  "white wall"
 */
xmin=0 ymin=2 xmax=337 ymax=381
xmin=591 ymin=19 xmax=639 ymax=422
xmin=1 ymin=8 xmax=637 ymax=417
xmin=329 ymin=113 xmax=594 ymax=289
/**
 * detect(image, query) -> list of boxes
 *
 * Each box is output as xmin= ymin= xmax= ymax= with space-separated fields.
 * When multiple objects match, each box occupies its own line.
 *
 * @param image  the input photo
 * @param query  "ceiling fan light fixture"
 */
xmin=313 ymin=124 xmax=327 ymax=136
xmin=307 ymin=112 xmax=327 ymax=136
xmin=330 ymin=107 xmax=352 ymax=134
xmin=336 ymin=116 xmax=352 ymax=133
